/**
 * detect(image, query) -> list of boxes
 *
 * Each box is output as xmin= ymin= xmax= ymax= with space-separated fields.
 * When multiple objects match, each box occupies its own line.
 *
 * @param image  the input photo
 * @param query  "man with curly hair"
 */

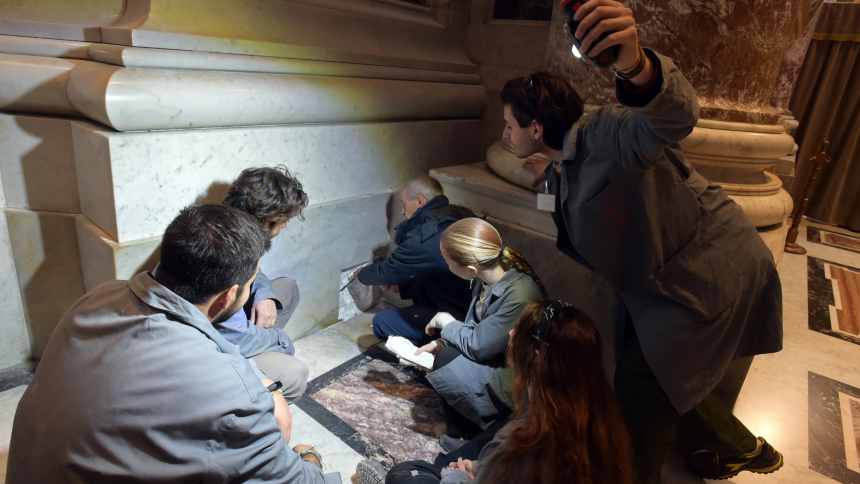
xmin=222 ymin=166 xmax=310 ymax=402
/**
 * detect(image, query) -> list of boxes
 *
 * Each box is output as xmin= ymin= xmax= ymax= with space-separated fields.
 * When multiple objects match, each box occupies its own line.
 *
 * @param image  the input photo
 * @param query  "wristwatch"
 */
xmin=299 ymin=447 xmax=324 ymax=469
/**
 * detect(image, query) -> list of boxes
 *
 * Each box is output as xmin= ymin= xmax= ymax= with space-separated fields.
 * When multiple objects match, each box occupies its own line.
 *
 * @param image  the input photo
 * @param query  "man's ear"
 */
xmin=214 ymin=284 xmax=240 ymax=313
xmin=416 ymin=194 xmax=428 ymax=206
xmin=531 ymin=119 xmax=544 ymax=142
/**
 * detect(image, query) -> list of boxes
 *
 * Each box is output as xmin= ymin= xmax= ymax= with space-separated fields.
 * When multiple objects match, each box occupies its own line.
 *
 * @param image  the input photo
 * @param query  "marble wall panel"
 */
xmin=98 ymin=0 xmax=474 ymax=73
xmin=0 ymin=211 xmax=31 ymax=368
xmin=0 ymin=114 xmax=80 ymax=213
xmin=5 ymin=209 xmax=85 ymax=359
xmin=260 ymin=192 xmax=394 ymax=342
xmin=72 ymin=119 xmax=483 ymax=243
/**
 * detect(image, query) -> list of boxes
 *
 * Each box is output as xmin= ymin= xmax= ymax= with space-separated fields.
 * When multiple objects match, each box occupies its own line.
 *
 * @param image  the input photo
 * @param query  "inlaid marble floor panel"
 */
xmin=294 ymin=345 xmax=446 ymax=473
xmin=661 ymin=224 xmax=860 ymax=484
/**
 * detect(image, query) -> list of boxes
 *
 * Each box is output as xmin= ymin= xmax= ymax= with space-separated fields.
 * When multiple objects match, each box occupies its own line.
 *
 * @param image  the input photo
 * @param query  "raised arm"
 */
xmin=572 ymin=0 xmax=698 ymax=169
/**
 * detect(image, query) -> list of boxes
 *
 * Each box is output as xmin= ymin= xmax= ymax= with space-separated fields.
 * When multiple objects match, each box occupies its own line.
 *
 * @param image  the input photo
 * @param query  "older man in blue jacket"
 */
xmin=357 ymin=175 xmax=474 ymax=345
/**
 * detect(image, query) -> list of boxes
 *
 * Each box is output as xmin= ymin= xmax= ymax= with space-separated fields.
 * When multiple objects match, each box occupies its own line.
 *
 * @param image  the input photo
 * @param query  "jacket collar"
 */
xmin=395 ymin=195 xmax=450 ymax=242
xmin=561 ymin=115 xmax=587 ymax=163
xmin=482 ymin=267 xmax=527 ymax=298
xmin=129 ymin=271 xmax=243 ymax=357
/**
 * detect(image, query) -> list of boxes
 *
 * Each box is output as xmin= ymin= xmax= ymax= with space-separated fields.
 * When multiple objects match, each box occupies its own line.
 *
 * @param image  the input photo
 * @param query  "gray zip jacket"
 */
xmin=6 ymin=272 xmax=326 ymax=483
xmin=426 ymin=269 xmax=542 ymax=428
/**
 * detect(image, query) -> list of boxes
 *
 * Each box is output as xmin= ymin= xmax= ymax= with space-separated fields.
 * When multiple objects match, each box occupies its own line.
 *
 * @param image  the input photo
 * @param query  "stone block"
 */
xmin=5 ymin=209 xmax=85 ymax=359
xmin=75 ymin=217 xmax=160 ymax=293
xmin=72 ymin=119 xmax=482 ymax=243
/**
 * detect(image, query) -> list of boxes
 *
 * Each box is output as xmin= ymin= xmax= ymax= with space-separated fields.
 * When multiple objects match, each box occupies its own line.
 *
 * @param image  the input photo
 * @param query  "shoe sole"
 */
xmin=709 ymin=451 xmax=785 ymax=480
xmin=356 ymin=461 xmax=386 ymax=484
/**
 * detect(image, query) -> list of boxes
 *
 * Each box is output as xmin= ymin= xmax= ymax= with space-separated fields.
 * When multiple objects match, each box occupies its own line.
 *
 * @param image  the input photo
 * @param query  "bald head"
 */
xmin=402 ymin=175 xmax=443 ymax=202
xmin=400 ymin=175 xmax=444 ymax=219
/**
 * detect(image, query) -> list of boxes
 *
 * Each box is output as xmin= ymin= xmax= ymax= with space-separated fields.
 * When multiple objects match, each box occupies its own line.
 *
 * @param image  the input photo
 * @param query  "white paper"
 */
xmin=385 ymin=336 xmax=435 ymax=370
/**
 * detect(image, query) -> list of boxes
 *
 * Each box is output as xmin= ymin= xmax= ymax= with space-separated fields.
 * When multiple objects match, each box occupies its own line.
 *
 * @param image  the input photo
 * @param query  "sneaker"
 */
xmin=356 ymin=459 xmax=387 ymax=484
xmin=440 ymin=434 xmax=469 ymax=453
xmin=686 ymin=437 xmax=784 ymax=480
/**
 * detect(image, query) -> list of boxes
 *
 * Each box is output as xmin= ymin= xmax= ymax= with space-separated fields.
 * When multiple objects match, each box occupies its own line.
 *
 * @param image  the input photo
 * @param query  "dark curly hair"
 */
xmin=500 ymin=72 xmax=584 ymax=151
xmin=223 ymin=166 xmax=309 ymax=227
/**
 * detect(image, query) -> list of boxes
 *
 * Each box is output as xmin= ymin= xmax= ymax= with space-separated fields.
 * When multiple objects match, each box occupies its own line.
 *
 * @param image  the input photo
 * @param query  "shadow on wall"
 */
xmin=6 ymin=210 xmax=86 ymax=360
xmin=10 ymin=115 xmax=81 ymax=214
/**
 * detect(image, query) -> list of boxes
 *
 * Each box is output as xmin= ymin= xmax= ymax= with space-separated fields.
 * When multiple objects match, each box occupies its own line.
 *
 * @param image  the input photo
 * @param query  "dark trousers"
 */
xmin=433 ymin=346 xmax=483 ymax=438
xmin=372 ymin=305 xmax=439 ymax=346
xmin=386 ymin=420 xmax=509 ymax=484
xmin=614 ymin=317 xmax=759 ymax=484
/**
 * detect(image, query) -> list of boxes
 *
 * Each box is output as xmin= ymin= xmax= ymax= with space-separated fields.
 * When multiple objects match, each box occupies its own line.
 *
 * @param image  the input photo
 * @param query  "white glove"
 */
xmin=425 ymin=312 xmax=457 ymax=335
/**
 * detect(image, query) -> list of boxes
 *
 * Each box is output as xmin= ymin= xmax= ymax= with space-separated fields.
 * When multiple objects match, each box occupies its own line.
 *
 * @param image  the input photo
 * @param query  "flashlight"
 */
xmin=560 ymin=0 xmax=619 ymax=68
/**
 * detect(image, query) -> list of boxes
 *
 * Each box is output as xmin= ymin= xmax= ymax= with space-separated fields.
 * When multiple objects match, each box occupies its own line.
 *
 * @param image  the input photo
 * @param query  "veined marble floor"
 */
xmin=1 ymin=222 xmax=860 ymax=483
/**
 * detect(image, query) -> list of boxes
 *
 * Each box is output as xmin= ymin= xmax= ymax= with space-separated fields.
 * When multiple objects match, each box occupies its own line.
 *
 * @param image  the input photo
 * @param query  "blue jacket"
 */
xmin=357 ymin=195 xmax=474 ymax=319
xmin=214 ymin=270 xmax=295 ymax=358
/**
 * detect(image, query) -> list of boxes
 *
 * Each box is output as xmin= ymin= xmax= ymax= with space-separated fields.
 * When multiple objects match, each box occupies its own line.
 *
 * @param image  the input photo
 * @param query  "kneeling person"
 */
xmin=7 ymin=205 xmax=326 ymax=483
xmin=222 ymin=165 xmax=309 ymax=401
xmin=357 ymin=175 xmax=474 ymax=345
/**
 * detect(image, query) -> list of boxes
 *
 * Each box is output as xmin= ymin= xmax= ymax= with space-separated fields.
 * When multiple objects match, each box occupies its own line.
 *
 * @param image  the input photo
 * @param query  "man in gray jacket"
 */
xmin=6 ymin=205 xmax=331 ymax=483
xmin=222 ymin=166 xmax=310 ymax=401
xmin=506 ymin=1 xmax=783 ymax=482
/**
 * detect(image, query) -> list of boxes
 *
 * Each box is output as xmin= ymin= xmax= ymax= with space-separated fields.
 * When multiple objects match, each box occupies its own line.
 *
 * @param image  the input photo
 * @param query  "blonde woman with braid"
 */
xmin=417 ymin=217 xmax=545 ymax=453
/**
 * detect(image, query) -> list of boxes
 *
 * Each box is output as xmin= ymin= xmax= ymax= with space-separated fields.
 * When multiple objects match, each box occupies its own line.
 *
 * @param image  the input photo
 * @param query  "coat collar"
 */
xmin=129 ymin=271 xmax=243 ymax=357
xmin=395 ymin=195 xmax=450 ymax=243
xmin=482 ymin=267 xmax=527 ymax=298
xmin=561 ymin=115 xmax=587 ymax=163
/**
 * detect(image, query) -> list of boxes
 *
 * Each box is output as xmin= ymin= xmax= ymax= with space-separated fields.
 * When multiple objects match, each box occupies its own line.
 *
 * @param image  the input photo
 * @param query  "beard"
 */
xmin=211 ymin=296 xmax=245 ymax=325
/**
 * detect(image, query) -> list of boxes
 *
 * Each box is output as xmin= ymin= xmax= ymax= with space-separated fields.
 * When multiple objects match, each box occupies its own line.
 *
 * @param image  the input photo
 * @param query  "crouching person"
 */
xmin=358 ymin=301 xmax=636 ymax=484
xmin=356 ymin=175 xmax=475 ymax=345
xmin=222 ymin=166 xmax=310 ymax=401
xmin=425 ymin=218 xmax=545 ymax=451
xmin=6 ymin=205 xmax=330 ymax=483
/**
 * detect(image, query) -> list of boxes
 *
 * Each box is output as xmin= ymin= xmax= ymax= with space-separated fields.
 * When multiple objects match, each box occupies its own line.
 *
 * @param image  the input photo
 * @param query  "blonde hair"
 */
xmin=441 ymin=218 xmax=547 ymax=298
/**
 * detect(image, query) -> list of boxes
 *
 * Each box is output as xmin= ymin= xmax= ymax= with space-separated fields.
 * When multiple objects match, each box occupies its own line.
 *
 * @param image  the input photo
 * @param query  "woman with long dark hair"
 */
xmin=357 ymin=300 xmax=636 ymax=484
